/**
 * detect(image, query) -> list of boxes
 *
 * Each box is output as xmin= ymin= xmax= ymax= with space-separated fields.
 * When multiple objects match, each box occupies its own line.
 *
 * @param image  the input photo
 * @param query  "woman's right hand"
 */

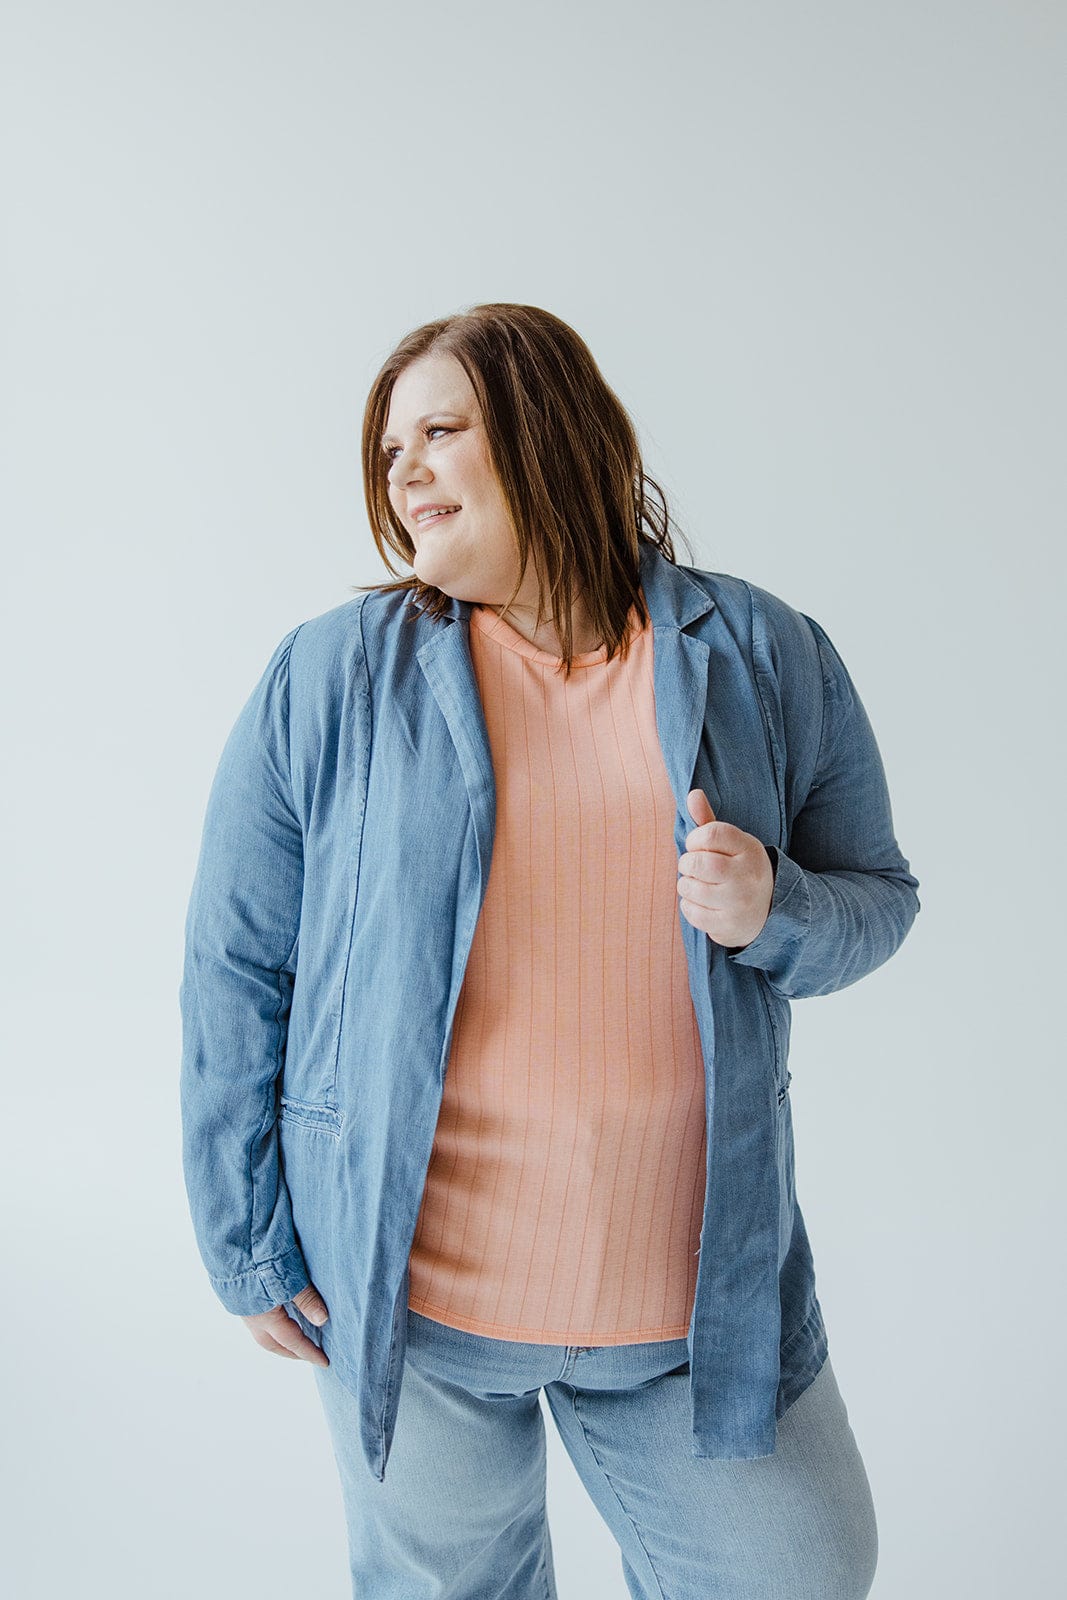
xmin=241 ymin=1282 xmax=331 ymax=1366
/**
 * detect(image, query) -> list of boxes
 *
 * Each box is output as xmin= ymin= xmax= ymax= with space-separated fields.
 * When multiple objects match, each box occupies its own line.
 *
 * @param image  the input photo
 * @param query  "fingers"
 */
xmin=242 ymin=1303 xmax=331 ymax=1366
xmin=249 ymin=1329 xmax=300 ymax=1359
xmin=256 ymin=1321 xmax=330 ymax=1365
xmin=687 ymin=788 xmax=716 ymax=827
xmin=678 ymin=849 xmax=727 ymax=885
xmin=677 ymin=871 xmax=713 ymax=908
xmin=291 ymin=1283 xmax=330 ymax=1325
xmin=684 ymin=820 xmax=746 ymax=855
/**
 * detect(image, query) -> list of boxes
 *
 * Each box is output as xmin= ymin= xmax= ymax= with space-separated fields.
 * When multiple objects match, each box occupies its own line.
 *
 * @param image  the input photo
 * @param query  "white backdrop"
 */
xmin=2 ymin=2 xmax=1063 ymax=1596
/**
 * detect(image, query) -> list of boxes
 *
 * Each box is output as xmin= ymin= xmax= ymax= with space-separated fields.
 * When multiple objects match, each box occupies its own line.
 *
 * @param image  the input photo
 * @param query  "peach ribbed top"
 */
xmin=406 ymin=589 xmax=708 ymax=1345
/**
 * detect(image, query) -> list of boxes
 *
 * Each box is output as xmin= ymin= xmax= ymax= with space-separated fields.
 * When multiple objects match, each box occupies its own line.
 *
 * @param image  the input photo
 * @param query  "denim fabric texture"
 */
xmin=179 ymin=539 xmax=920 ymax=1485
xmin=310 ymin=1308 xmax=879 ymax=1599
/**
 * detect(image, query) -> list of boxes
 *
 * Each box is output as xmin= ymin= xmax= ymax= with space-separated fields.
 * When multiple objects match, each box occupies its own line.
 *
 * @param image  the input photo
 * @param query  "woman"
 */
xmin=180 ymin=302 xmax=920 ymax=1599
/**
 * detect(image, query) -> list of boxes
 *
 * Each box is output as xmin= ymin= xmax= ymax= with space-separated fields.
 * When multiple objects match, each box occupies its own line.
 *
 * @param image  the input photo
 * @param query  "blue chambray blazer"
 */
xmin=179 ymin=538 xmax=920 ymax=1483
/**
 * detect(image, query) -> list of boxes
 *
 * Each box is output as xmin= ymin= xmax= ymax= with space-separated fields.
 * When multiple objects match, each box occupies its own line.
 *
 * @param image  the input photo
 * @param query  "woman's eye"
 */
xmin=383 ymin=425 xmax=451 ymax=462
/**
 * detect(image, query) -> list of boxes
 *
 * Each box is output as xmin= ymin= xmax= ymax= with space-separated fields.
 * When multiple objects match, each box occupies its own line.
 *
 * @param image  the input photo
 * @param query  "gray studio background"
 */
xmin=2 ymin=2 xmax=1063 ymax=1596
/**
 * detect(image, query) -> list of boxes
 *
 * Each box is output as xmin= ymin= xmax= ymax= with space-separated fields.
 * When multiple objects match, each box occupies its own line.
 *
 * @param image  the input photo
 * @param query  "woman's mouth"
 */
xmin=414 ymin=506 xmax=460 ymax=528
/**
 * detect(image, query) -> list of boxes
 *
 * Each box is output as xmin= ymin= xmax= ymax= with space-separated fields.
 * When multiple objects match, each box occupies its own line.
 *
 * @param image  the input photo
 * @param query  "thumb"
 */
xmin=687 ymin=788 xmax=716 ymax=828
xmin=292 ymin=1283 xmax=330 ymax=1325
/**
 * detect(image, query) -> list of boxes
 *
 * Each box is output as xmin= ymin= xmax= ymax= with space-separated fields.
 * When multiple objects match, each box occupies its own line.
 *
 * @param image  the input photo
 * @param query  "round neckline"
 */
xmin=470 ymin=589 xmax=647 ymax=669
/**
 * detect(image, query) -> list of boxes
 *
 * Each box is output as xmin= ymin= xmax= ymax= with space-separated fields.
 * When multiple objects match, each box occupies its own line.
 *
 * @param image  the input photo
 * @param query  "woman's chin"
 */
xmin=413 ymin=556 xmax=455 ymax=595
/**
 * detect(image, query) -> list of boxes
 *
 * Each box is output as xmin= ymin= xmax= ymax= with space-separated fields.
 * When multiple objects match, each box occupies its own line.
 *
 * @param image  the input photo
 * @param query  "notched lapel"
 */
xmin=416 ymin=618 xmax=497 ymax=901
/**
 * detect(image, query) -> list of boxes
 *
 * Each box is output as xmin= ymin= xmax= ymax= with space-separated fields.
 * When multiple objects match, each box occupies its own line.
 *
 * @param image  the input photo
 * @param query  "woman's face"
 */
xmin=382 ymin=351 xmax=525 ymax=606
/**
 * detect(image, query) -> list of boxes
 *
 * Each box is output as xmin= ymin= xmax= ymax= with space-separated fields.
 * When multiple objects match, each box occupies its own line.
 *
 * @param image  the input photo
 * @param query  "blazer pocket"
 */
xmin=756 ymin=974 xmax=791 ymax=1107
xmin=277 ymin=1095 xmax=344 ymax=1138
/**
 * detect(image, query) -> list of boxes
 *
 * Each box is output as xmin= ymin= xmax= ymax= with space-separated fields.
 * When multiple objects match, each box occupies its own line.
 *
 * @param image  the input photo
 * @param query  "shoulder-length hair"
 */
xmin=351 ymin=302 xmax=695 ymax=676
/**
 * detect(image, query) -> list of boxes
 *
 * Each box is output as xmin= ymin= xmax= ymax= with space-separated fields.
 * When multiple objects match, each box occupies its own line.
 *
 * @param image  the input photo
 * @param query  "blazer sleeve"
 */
xmin=178 ymin=625 xmax=313 ymax=1315
xmin=727 ymin=614 xmax=921 ymax=998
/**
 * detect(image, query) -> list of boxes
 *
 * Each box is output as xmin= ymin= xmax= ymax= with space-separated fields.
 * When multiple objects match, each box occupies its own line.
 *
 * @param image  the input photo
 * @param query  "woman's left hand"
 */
xmin=676 ymin=789 xmax=775 ymax=951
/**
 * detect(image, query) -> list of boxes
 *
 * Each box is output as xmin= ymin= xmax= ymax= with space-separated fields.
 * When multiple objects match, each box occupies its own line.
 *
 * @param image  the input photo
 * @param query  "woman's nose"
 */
xmin=389 ymin=453 xmax=429 ymax=490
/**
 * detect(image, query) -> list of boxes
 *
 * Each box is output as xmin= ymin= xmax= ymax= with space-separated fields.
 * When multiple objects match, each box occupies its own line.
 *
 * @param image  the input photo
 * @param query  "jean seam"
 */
xmin=567 ymin=1388 xmax=666 ymax=1600
xmin=539 ymin=1485 xmax=554 ymax=1600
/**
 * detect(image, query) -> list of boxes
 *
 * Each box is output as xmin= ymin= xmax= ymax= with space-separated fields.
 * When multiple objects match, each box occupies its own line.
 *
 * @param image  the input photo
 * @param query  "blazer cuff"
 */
xmin=208 ymin=1244 xmax=312 ymax=1318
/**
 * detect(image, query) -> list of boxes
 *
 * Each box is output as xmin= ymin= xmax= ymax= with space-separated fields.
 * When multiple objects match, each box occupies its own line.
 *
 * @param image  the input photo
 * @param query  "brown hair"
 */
xmin=351 ymin=302 xmax=696 ymax=677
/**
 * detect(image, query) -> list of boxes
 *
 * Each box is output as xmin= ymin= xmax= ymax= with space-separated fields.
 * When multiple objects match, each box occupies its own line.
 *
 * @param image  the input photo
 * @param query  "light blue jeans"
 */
xmin=312 ymin=1309 xmax=878 ymax=1599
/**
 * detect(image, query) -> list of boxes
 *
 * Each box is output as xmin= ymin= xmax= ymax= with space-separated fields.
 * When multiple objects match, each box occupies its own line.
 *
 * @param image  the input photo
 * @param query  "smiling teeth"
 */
xmin=416 ymin=507 xmax=459 ymax=523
